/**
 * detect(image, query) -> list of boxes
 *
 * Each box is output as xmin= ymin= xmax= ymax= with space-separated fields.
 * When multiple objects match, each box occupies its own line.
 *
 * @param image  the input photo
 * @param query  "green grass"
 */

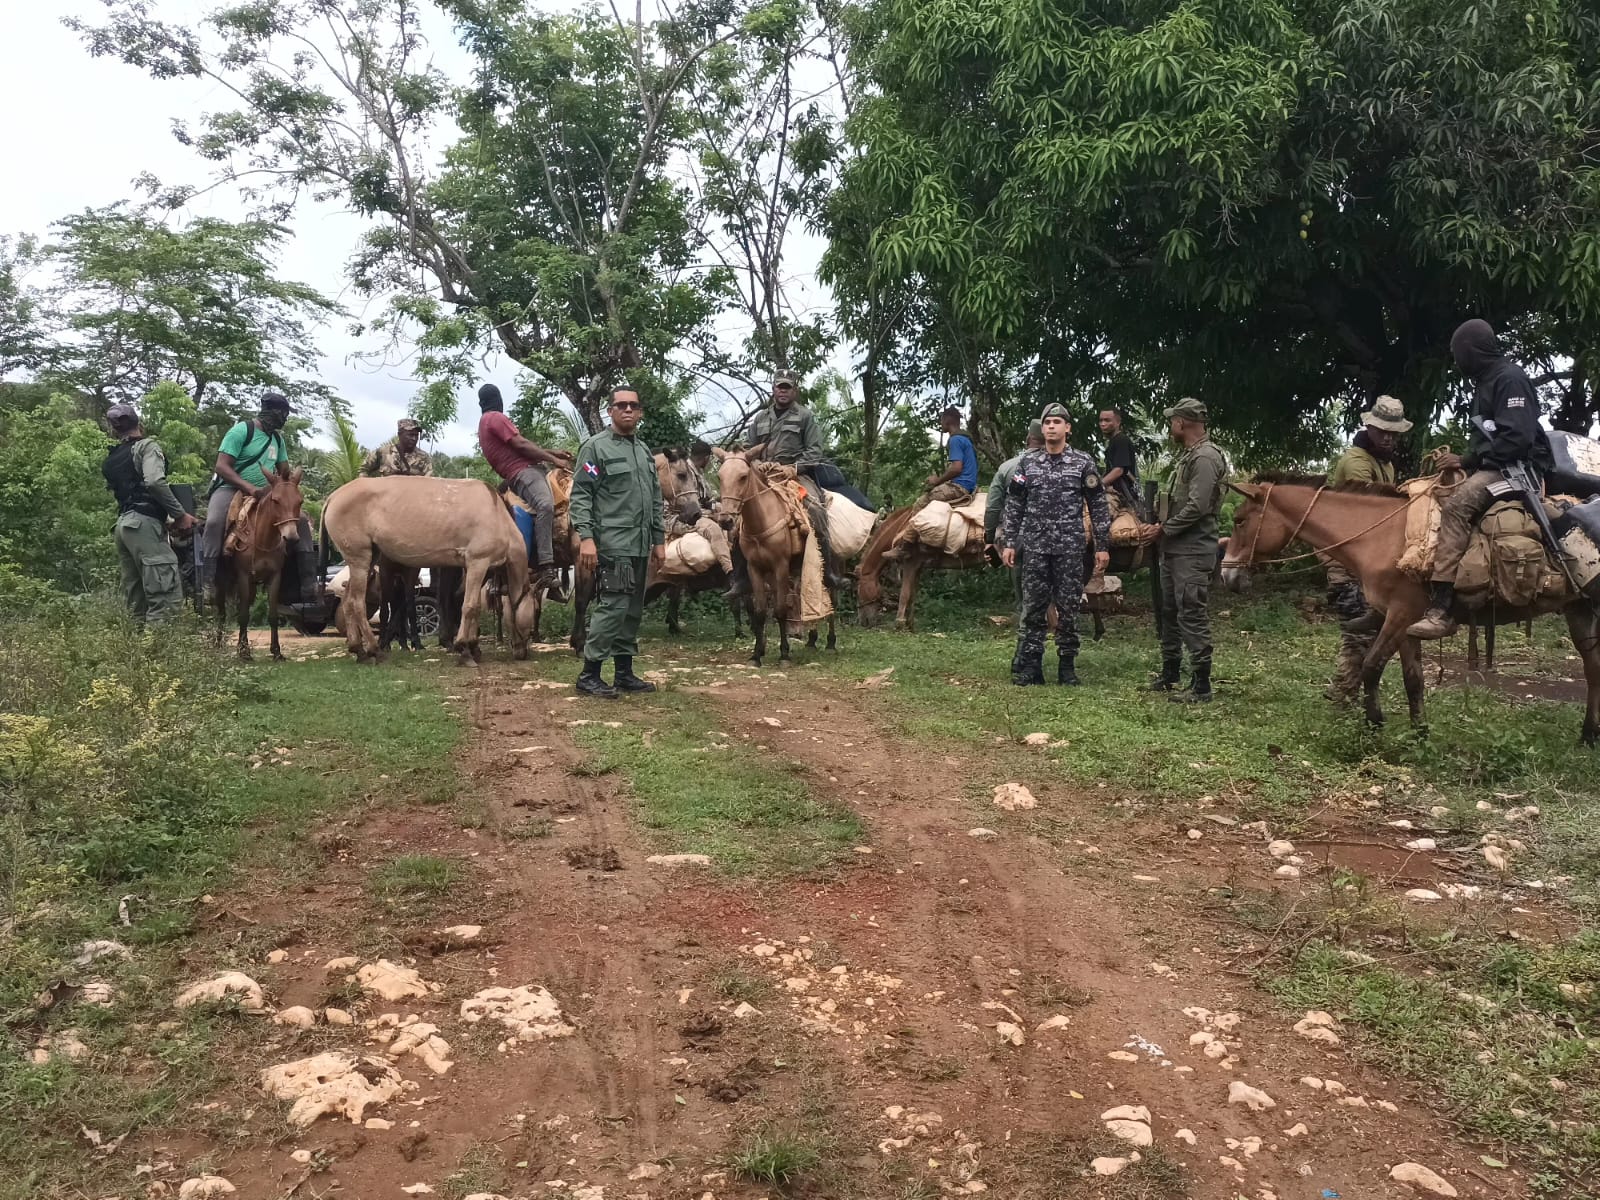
xmin=1265 ymin=940 xmax=1600 ymax=1196
xmin=0 ymin=615 xmax=463 ymax=1200
xmin=367 ymin=854 xmax=464 ymax=906
xmin=565 ymin=689 xmax=863 ymax=874
xmin=728 ymin=1126 xmax=824 ymax=1187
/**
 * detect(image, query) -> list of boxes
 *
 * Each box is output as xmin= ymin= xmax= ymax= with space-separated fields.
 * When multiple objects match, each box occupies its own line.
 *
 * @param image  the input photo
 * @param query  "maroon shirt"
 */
xmin=478 ymin=410 xmax=534 ymax=481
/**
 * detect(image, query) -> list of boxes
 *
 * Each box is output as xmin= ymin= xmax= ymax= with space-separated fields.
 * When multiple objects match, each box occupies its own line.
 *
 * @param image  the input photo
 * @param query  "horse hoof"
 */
xmin=1365 ymin=711 xmax=1386 ymax=728
xmin=271 ymin=652 xmax=286 ymax=663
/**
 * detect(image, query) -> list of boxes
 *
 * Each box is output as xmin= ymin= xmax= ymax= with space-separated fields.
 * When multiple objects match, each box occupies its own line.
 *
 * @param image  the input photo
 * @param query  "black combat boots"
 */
xmin=1010 ymin=651 xmax=1045 ymax=686
xmin=1171 ymin=662 xmax=1213 ymax=704
xmin=613 ymin=655 xmax=657 ymax=693
xmin=1146 ymin=658 xmax=1182 ymax=692
xmin=576 ymin=659 xmax=618 ymax=699
xmin=1057 ymin=654 xmax=1080 ymax=686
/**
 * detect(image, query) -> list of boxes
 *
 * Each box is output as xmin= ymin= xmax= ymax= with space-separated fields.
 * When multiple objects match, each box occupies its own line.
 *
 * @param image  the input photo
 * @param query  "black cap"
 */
xmin=106 ymin=402 xmax=141 ymax=430
xmin=478 ymin=383 xmax=504 ymax=410
xmin=261 ymin=391 xmax=291 ymax=413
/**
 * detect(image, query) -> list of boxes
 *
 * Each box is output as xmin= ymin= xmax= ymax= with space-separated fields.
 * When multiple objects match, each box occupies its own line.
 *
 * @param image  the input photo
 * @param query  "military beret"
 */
xmin=1039 ymin=402 xmax=1070 ymax=421
xmin=1163 ymin=396 xmax=1208 ymax=422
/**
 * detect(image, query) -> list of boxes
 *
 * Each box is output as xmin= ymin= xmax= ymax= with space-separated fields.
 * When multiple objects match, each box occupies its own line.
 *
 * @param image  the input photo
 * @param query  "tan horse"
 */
xmin=857 ymin=504 xmax=986 ymax=630
xmin=1220 ymin=476 xmax=1600 ymax=743
xmin=716 ymin=450 xmax=820 ymax=663
xmin=323 ymin=476 xmax=536 ymax=663
xmin=213 ymin=462 xmax=305 ymax=661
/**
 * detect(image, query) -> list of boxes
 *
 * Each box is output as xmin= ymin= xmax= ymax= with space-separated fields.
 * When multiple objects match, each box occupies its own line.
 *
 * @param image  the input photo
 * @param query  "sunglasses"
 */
xmin=611 ymin=401 xmax=642 ymax=411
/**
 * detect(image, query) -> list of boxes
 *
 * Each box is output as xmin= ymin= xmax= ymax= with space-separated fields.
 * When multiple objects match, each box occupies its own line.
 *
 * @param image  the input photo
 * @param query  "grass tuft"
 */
xmin=728 ymin=1126 xmax=823 ymax=1187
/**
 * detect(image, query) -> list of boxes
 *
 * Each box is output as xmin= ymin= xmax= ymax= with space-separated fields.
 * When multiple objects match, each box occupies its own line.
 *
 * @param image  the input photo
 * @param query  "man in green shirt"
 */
xmin=102 ymin=402 xmax=194 ymax=624
xmin=1324 ymin=395 xmax=1410 ymax=702
xmin=201 ymin=391 xmax=291 ymax=594
xmin=1138 ymin=397 xmax=1228 ymax=703
xmin=570 ymin=389 xmax=666 ymax=699
xmin=984 ymin=420 xmax=1043 ymax=622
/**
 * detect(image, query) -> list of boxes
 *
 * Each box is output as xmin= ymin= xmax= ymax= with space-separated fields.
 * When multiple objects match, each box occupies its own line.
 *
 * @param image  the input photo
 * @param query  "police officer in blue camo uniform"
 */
xmin=1001 ymin=403 xmax=1112 ymax=686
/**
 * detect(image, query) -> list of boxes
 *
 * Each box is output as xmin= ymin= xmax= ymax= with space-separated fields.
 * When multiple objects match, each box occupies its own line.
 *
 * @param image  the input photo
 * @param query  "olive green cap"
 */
xmin=1039 ymin=402 xmax=1070 ymax=421
xmin=1163 ymin=396 xmax=1208 ymax=422
xmin=1026 ymin=419 xmax=1043 ymax=441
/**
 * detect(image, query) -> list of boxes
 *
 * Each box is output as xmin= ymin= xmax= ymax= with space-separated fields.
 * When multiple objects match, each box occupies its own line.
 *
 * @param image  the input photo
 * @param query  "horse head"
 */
xmin=1219 ymin=481 xmax=1292 ymax=592
xmin=655 ymin=448 xmax=698 ymax=512
xmin=716 ymin=451 xmax=755 ymax=520
xmin=260 ymin=463 xmax=306 ymax=544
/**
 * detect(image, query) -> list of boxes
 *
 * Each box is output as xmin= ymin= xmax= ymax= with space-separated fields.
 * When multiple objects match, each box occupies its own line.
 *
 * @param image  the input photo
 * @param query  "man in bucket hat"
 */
xmin=1323 ymin=396 xmax=1411 ymax=701
xmin=102 ymin=402 xmax=194 ymax=624
xmin=1137 ymin=397 xmax=1228 ymax=702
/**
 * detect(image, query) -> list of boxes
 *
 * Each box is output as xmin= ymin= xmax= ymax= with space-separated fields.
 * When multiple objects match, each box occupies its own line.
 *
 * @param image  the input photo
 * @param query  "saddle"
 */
xmin=747 ymin=462 xmax=811 ymax=536
xmin=224 ymin=490 xmax=259 ymax=556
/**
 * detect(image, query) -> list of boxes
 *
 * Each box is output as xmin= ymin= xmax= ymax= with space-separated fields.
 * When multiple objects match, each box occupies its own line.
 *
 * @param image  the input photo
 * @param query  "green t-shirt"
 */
xmin=218 ymin=420 xmax=287 ymax=489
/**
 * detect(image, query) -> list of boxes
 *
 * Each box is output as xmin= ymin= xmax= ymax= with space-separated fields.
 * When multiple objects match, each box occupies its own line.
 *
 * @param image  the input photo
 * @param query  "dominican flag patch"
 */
xmin=582 ymin=461 xmax=600 ymax=477
xmin=1012 ymin=472 xmax=1026 ymax=483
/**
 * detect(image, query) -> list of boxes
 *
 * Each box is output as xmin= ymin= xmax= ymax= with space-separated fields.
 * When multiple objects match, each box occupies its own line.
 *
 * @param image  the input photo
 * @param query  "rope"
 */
xmin=1224 ymin=483 xmax=1411 ymax=568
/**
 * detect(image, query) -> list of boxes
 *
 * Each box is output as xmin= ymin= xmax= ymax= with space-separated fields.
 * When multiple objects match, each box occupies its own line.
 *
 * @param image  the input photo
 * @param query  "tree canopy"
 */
xmin=826 ymin=0 xmax=1600 ymax=462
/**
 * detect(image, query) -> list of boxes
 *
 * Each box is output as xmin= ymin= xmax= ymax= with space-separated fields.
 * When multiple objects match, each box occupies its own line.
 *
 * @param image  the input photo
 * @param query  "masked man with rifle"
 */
xmin=1410 ymin=319 xmax=1556 ymax=639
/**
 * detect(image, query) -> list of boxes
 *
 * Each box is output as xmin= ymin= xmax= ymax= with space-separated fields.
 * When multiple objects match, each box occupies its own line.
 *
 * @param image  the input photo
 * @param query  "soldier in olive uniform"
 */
xmin=102 ymin=402 xmax=195 ymax=624
xmin=741 ymin=370 xmax=840 ymax=586
xmin=1001 ymin=404 xmax=1112 ymax=686
xmin=361 ymin=418 xmax=434 ymax=477
xmin=985 ymin=420 xmax=1044 ymax=623
xmin=1138 ymin=397 xmax=1227 ymax=702
xmin=571 ymin=389 xmax=666 ymax=699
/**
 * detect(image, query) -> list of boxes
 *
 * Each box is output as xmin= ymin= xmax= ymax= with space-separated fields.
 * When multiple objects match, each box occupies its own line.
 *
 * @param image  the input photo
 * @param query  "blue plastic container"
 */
xmin=510 ymin=504 xmax=535 ymax=565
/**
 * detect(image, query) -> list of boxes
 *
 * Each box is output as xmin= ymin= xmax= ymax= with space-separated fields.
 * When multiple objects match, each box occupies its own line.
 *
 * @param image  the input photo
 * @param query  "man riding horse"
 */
xmin=1410 ymin=319 xmax=1555 ymax=639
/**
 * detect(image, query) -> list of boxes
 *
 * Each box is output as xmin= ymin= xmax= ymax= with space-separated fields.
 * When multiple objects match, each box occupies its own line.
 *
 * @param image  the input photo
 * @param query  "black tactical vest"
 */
xmin=103 ymin=441 xmax=164 ymax=518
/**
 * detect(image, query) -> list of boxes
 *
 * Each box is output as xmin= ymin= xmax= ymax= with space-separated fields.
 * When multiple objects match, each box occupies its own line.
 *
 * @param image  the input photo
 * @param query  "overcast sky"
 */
xmin=0 ymin=1 xmax=835 ymax=456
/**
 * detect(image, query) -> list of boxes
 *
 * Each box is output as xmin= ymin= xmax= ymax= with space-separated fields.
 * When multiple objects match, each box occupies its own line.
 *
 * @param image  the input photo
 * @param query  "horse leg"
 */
xmin=776 ymin=557 xmax=795 ymax=662
xmin=213 ymin=559 xmax=228 ymax=649
xmin=1564 ymin=606 xmax=1600 ymax=745
xmin=343 ymin=552 xmax=379 ymax=662
xmin=1360 ymin=604 xmax=1424 ymax=727
xmin=1485 ymin=619 xmax=1496 ymax=671
xmin=268 ymin=570 xmax=285 ymax=662
xmin=667 ymin=588 xmax=681 ymax=636
xmin=897 ymin=561 xmax=920 ymax=632
xmin=457 ymin=558 xmax=489 ymax=664
xmin=1092 ymin=604 xmax=1105 ymax=642
xmin=749 ymin=558 xmax=767 ymax=666
xmin=236 ymin=574 xmax=253 ymax=662
xmin=1398 ymin=635 xmax=1426 ymax=727
xmin=1466 ymin=620 xmax=1479 ymax=672
xmin=825 ymin=608 xmax=837 ymax=652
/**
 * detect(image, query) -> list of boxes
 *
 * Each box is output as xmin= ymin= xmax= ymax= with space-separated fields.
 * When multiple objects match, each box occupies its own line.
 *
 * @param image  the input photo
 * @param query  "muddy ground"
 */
xmin=131 ymin=642 xmax=1552 ymax=1200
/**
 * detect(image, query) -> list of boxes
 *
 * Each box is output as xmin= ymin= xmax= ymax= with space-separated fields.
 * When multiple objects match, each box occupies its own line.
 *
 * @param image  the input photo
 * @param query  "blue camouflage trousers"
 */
xmin=1018 ymin=551 xmax=1083 ymax=658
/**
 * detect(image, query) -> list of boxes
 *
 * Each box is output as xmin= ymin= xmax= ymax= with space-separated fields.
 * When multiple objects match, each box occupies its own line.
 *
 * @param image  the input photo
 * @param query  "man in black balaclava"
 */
xmin=1409 ymin=319 xmax=1554 ymax=639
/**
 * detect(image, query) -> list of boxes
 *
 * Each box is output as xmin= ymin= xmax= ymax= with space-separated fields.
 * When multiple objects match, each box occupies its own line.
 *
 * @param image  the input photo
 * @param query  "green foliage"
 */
xmin=729 ymin=1126 xmax=824 ymax=1186
xmin=827 ymin=0 xmax=1600 ymax=457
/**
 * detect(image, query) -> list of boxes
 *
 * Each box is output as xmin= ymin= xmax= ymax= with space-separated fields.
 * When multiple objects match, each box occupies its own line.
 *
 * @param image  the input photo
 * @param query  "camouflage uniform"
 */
xmin=1156 ymin=434 xmax=1227 ymax=678
xmin=360 ymin=436 xmax=434 ymax=478
xmin=1001 ymin=445 xmax=1112 ymax=680
xmin=103 ymin=432 xmax=188 ymax=625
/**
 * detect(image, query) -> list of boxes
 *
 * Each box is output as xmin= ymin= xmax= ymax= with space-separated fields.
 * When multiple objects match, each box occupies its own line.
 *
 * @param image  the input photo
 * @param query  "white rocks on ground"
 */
xmin=1389 ymin=1162 xmax=1458 ymax=1196
xmin=1292 ymin=1011 xmax=1342 ymax=1045
xmin=1101 ymin=1104 xmax=1153 ymax=1147
xmin=460 ymin=985 xmax=575 ymax=1043
xmin=1227 ymin=1081 xmax=1276 ymax=1111
xmin=1404 ymin=889 xmax=1443 ymax=902
xmin=1404 ymin=838 xmax=1438 ymax=852
xmin=368 ymin=1013 xmax=454 ymax=1074
xmin=178 ymin=1177 xmax=236 ymax=1198
xmin=273 ymin=1006 xmax=317 ymax=1029
xmin=71 ymin=939 xmax=131 ymax=967
xmin=992 ymin=782 xmax=1037 ymax=811
xmin=1267 ymin=840 xmax=1295 ymax=859
xmin=259 ymin=1051 xmax=404 ymax=1127
xmin=30 ymin=1029 xmax=89 ymax=1064
xmin=356 ymin=960 xmax=433 ymax=1002
xmin=174 ymin=972 xmax=266 ymax=1013
xmin=645 ymin=854 xmax=713 ymax=867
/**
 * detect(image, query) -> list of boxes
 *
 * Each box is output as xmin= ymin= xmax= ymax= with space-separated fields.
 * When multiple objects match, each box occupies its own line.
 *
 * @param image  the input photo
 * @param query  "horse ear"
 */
xmin=276 ymin=460 xmax=291 ymax=481
xmin=710 ymin=447 xmax=730 ymax=462
xmin=290 ymin=466 xmax=305 ymax=484
xmin=1228 ymin=481 xmax=1260 ymax=499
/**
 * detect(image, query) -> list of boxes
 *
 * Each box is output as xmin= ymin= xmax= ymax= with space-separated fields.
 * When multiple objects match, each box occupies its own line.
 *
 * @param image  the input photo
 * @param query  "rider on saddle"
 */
xmin=738 ymin=370 xmax=842 ymax=588
xmin=1409 ymin=319 xmax=1554 ymax=639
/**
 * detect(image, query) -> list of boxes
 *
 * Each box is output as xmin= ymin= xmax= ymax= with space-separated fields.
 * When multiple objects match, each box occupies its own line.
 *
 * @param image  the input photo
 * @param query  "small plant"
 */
xmin=728 ymin=1127 xmax=822 ymax=1187
xmin=709 ymin=966 xmax=772 ymax=1005
xmin=367 ymin=855 xmax=462 ymax=903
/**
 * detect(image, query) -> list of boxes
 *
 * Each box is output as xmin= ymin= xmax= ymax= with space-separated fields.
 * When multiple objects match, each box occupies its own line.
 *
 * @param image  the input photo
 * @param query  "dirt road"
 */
xmin=152 ymin=656 xmax=1527 ymax=1199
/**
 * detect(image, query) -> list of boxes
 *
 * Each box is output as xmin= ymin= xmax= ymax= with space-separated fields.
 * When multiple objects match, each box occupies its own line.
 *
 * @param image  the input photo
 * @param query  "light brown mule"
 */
xmin=717 ymin=451 xmax=812 ymax=664
xmin=1221 ymin=477 xmax=1600 ymax=744
xmin=213 ymin=462 xmax=305 ymax=662
xmin=323 ymin=476 xmax=536 ymax=664
xmin=857 ymin=505 xmax=985 ymax=631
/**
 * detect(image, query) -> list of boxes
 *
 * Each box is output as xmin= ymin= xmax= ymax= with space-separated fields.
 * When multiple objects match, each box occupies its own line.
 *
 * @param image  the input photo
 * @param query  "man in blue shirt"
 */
xmin=889 ymin=407 xmax=979 ymax=555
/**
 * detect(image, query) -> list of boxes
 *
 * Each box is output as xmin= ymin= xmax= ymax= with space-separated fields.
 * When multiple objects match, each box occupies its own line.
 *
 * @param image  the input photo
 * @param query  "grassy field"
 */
xmin=0 ymin=609 xmax=461 ymax=1198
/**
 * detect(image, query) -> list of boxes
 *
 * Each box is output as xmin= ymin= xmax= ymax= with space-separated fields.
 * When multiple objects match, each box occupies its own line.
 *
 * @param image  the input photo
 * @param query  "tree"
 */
xmin=44 ymin=205 xmax=340 ymax=416
xmin=0 ymin=236 xmax=50 ymax=378
xmin=827 ymin=0 xmax=1600 ymax=460
xmin=73 ymin=0 xmax=769 ymax=434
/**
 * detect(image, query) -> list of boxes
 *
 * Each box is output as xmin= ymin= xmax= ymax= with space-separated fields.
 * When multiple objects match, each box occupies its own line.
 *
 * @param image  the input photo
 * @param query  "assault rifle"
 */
xmin=1472 ymin=417 xmax=1580 ymax=594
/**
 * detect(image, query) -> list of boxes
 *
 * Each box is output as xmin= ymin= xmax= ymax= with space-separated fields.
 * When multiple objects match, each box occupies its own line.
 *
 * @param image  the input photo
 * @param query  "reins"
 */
xmin=1224 ymin=483 xmax=1410 ymax=569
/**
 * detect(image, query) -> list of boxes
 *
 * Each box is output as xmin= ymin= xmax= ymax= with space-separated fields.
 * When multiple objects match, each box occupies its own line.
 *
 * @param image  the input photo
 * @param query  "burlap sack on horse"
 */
xmin=907 ymin=492 xmax=987 ymax=555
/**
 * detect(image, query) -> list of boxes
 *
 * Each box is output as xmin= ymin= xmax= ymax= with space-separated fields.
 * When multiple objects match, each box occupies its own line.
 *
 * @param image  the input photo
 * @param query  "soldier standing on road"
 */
xmin=985 ymin=419 xmax=1044 ymax=624
xmin=1001 ymin=404 xmax=1112 ymax=686
xmin=361 ymin=418 xmax=434 ymax=477
xmin=570 ymin=389 xmax=666 ymax=699
xmin=102 ymin=402 xmax=195 ymax=625
xmin=1138 ymin=397 xmax=1228 ymax=703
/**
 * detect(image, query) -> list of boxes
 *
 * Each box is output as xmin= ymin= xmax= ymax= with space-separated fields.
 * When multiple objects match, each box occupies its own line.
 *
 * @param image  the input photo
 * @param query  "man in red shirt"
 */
xmin=477 ymin=383 xmax=574 ymax=591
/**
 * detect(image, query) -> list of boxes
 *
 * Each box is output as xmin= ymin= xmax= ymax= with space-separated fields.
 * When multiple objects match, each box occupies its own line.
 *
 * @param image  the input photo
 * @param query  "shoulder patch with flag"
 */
xmin=582 ymin=460 xmax=600 ymax=477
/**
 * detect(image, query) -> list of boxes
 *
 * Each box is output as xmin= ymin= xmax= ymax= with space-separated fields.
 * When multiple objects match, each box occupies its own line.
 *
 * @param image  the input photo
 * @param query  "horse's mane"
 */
xmin=1251 ymin=471 xmax=1401 ymax=497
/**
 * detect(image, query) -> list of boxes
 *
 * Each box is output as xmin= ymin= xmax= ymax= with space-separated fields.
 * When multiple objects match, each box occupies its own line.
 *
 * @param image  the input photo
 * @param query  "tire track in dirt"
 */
xmin=692 ymin=666 xmax=1522 ymax=1200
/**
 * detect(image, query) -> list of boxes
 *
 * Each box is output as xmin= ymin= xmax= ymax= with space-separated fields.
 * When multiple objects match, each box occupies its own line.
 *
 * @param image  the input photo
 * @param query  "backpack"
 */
xmin=208 ymin=422 xmax=284 ymax=495
xmin=1455 ymin=501 xmax=1560 ymax=608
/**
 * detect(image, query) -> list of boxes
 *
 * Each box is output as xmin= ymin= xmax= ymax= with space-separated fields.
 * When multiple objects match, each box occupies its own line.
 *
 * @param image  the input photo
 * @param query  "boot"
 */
xmin=538 ymin=565 xmax=569 ymax=603
xmin=1340 ymin=607 xmax=1384 ymax=635
xmin=1407 ymin=581 xmax=1459 ymax=639
xmin=1146 ymin=658 xmax=1182 ymax=692
xmin=575 ymin=659 xmax=618 ymax=699
xmin=1011 ymin=650 xmax=1045 ymax=686
xmin=725 ymin=550 xmax=750 ymax=602
xmin=613 ymin=655 xmax=656 ymax=694
xmin=1057 ymin=654 xmax=1080 ymax=686
xmin=1171 ymin=662 xmax=1212 ymax=704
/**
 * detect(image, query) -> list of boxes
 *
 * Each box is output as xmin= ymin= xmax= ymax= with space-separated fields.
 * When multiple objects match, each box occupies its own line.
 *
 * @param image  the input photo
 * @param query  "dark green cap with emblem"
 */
xmin=1163 ymin=396 xmax=1208 ymax=422
xmin=1039 ymin=402 xmax=1070 ymax=421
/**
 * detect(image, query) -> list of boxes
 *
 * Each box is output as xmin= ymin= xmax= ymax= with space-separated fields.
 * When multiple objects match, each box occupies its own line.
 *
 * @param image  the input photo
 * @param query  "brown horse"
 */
xmin=213 ymin=462 xmax=306 ymax=661
xmin=717 ymin=451 xmax=824 ymax=664
xmin=857 ymin=504 xmax=986 ymax=630
xmin=323 ymin=476 xmax=536 ymax=663
xmin=1220 ymin=477 xmax=1600 ymax=743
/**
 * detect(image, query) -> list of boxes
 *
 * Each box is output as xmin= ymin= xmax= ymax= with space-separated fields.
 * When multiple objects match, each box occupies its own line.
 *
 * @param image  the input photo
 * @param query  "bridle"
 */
xmin=1222 ymin=483 xmax=1409 ymax=569
xmin=719 ymin=459 xmax=792 ymax=542
xmin=243 ymin=481 xmax=300 ymax=556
